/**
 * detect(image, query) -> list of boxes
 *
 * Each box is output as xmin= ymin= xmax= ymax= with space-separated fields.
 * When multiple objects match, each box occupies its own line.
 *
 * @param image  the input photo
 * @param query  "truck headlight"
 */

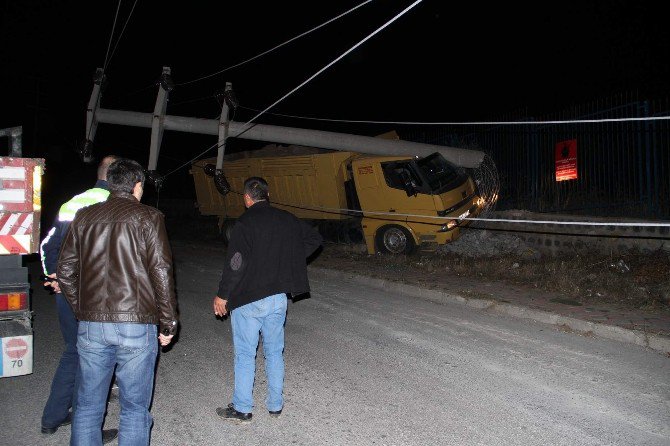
xmin=438 ymin=220 xmax=457 ymax=232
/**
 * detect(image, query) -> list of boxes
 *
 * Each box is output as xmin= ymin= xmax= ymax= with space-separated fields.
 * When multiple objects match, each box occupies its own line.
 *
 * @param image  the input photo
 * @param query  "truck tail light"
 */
xmin=0 ymin=292 xmax=28 ymax=311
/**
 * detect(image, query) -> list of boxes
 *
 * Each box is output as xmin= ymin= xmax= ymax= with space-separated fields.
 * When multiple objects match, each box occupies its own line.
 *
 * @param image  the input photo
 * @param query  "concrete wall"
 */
xmin=482 ymin=210 xmax=670 ymax=256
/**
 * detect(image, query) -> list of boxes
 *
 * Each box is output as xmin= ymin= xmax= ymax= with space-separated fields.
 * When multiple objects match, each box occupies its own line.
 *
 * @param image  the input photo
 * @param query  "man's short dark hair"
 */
xmin=244 ymin=177 xmax=269 ymax=202
xmin=107 ymin=158 xmax=146 ymax=194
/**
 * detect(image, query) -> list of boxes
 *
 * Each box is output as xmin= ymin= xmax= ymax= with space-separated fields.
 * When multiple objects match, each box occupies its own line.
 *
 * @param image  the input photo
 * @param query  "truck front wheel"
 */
xmin=375 ymin=225 xmax=415 ymax=255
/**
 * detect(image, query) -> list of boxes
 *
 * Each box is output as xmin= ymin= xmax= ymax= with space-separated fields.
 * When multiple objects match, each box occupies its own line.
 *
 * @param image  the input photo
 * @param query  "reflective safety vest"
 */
xmin=40 ymin=185 xmax=110 ymax=275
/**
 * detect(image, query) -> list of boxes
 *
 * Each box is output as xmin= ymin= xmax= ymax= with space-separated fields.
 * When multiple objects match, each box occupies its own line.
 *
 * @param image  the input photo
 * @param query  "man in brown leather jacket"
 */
xmin=58 ymin=158 xmax=178 ymax=446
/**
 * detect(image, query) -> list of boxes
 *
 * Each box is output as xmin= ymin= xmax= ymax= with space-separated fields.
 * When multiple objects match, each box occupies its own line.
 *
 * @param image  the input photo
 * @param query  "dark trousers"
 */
xmin=41 ymin=293 xmax=80 ymax=428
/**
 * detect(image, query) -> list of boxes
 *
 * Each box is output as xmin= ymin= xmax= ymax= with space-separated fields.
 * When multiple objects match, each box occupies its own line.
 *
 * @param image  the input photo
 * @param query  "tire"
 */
xmin=221 ymin=219 xmax=236 ymax=245
xmin=375 ymin=225 xmax=416 ymax=255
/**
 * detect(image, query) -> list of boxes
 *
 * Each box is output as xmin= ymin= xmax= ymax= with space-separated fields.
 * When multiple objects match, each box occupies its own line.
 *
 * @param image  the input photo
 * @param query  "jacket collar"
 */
xmin=94 ymin=179 xmax=109 ymax=190
xmin=249 ymin=200 xmax=270 ymax=209
xmin=109 ymin=191 xmax=137 ymax=201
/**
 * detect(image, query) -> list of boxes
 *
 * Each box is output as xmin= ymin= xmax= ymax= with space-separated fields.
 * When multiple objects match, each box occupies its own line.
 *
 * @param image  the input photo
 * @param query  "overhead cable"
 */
xmin=238 ymin=0 xmax=424 ymax=135
xmin=176 ymin=0 xmax=375 ymax=87
xmin=86 ymin=0 xmax=122 ymax=147
xmin=102 ymin=0 xmax=123 ymax=72
xmin=160 ymin=0 xmax=424 ymax=179
xmin=237 ymin=105 xmax=670 ymax=125
xmin=188 ymin=176 xmax=670 ymax=230
xmin=107 ymin=0 xmax=139 ymax=67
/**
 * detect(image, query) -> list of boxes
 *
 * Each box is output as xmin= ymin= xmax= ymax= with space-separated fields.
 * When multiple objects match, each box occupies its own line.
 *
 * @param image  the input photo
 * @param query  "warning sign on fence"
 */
xmin=555 ymin=139 xmax=578 ymax=182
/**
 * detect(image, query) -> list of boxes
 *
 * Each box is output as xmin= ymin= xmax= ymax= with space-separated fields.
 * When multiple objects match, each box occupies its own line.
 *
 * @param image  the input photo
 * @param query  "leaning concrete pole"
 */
xmin=86 ymin=67 xmax=486 ymax=169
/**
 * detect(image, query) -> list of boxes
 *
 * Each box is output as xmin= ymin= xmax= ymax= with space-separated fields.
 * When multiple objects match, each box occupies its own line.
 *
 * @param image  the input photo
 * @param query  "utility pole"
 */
xmin=85 ymin=67 xmax=486 ymax=170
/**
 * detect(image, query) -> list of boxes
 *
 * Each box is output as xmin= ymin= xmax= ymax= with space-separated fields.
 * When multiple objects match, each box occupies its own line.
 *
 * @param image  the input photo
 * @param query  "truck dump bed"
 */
xmin=191 ymin=147 xmax=355 ymax=221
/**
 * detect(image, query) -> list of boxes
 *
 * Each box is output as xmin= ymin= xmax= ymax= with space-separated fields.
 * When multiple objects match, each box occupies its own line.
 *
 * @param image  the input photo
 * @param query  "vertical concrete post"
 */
xmin=85 ymin=68 xmax=105 ymax=148
xmin=148 ymin=67 xmax=172 ymax=171
xmin=216 ymin=82 xmax=232 ymax=170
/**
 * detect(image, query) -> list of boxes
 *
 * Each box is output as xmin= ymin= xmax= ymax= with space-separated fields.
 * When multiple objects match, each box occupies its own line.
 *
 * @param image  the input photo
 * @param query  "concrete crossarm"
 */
xmin=96 ymin=108 xmax=485 ymax=169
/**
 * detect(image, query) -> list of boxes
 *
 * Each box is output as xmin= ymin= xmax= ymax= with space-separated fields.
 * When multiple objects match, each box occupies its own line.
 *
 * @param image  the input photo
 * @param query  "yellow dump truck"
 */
xmin=191 ymin=146 xmax=484 ymax=254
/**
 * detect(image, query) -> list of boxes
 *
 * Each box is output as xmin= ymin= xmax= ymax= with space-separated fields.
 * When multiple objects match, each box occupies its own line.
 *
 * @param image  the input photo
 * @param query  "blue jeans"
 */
xmin=42 ymin=293 xmax=80 ymax=428
xmin=231 ymin=293 xmax=287 ymax=414
xmin=72 ymin=322 xmax=158 ymax=446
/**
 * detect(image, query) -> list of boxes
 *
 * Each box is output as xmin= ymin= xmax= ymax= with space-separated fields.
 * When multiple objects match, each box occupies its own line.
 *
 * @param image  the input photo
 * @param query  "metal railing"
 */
xmin=404 ymin=95 xmax=670 ymax=219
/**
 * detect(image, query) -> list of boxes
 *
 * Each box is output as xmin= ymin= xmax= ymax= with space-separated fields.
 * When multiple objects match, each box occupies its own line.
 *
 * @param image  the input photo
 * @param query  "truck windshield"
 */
xmin=381 ymin=161 xmax=424 ymax=196
xmin=414 ymin=153 xmax=466 ymax=194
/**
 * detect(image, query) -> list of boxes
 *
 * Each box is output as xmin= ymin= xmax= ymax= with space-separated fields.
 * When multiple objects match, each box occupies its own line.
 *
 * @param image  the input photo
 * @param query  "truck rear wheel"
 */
xmin=375 ymin=225 xmax=415 ymax=255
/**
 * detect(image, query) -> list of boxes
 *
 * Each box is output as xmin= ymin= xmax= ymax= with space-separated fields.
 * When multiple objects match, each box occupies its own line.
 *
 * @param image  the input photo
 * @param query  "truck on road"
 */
xmin=0 ymin=127 xmax=43 ymax=378
xmin=191 ymin=144 xmax=484 ymax=255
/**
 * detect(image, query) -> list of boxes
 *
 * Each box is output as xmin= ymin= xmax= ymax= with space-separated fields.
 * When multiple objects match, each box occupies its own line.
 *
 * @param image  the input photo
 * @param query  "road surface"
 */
xmin=1 ymin=240 xmax=668 ymax=445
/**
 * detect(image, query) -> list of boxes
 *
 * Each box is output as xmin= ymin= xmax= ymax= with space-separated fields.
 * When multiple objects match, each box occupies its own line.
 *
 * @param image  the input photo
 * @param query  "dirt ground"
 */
xmin=312 ymin=242 xmax=670 ymax=312
xmin=167 ymin=215 xmax=670 ymax=313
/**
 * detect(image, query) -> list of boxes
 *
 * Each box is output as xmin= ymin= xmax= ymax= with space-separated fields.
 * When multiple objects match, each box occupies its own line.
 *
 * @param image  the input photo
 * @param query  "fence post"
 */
xmin=643 ymin=101 xmax=653 ymax=216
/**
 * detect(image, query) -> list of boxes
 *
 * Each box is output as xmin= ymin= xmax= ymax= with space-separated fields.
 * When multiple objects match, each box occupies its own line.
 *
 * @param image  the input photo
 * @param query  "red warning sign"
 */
xmin=5 ymin=338 xmax=28 ymax=359
xmin=555 ymin=139 xmax=578 ymax=182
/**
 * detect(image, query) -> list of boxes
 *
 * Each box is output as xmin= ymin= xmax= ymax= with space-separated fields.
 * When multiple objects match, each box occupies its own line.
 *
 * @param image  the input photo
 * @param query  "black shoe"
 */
xmin=102 ymin=428 xmax=118 ymax=444
xmin=41 ymin=412 xmax=72 ymax=434
xmin=216 ymin=404 xmax=252 ymax=423
xmin=269 ymin=408 xmax=282 ymax=418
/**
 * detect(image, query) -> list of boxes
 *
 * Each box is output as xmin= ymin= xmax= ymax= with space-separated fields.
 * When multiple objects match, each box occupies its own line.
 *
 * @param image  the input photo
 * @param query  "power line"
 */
xmin=184 ymin=168 xmax=670 ymax=234
xmin=102 ymin=0 xmax=123 ymax=73
xmin=159 ymin=0 xmax=424 ymax=180
xmin=176 ymin=0 xmax=375 ymax=87
xmin=238 ymin=0 xmax=424 ymax=135
xmin=107 ymin=0 xmax=139 ymax=67
xmin=86 ymin=0 xmax=123 ymax=147
xmin=236 ymin=105 xmax=670 ymax=125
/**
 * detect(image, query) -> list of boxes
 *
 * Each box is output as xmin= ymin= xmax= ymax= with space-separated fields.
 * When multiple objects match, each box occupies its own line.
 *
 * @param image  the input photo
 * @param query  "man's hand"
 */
xmin=213 ymin=296 xmax=228 ymax=317
xmin=44 ymin=273 xmax=61 ymax=293
xmin=158 ymin=334 xmax=174 ymax=346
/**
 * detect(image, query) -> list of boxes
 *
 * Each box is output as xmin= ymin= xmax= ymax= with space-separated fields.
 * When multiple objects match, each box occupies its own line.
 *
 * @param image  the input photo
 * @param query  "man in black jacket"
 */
xmin=213 ymin=176 xmax=322 ymax=423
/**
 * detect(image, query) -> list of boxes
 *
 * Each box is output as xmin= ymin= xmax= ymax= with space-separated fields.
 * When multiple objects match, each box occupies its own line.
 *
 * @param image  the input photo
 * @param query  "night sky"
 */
xmin=2 ymin=0 xmax=668 ymax=221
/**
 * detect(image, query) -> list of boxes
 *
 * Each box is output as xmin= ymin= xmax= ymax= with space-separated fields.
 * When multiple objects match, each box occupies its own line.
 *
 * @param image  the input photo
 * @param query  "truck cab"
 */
xmin=351 ymin=152 xmax=483 ymax=254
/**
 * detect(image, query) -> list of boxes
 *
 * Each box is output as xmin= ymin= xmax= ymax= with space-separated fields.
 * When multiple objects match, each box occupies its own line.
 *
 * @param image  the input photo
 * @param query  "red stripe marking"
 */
xmin=0 ymin=235 xmax=28 ymax=254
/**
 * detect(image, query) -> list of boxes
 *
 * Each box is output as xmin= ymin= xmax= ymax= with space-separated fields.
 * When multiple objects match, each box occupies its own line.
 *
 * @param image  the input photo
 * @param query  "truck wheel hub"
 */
xmin=384 ymin=228 xmax=407 ymax=252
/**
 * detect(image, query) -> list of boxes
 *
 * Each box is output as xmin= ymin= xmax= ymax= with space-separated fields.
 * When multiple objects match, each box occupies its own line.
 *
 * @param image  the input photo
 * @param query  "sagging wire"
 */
xmin=188 ymin=162 xmax=670 ymax=240
xmin=82 ymin=0 xmax=123 ymax=162
xmin=156 ymin=0 xmax=424 ymax=183
xmin=102 ymin=0 xmax=123 ymax=73
xmin=106 ymin=0 xmax=139 ymax=67
xmin=176 ymin=0 xmax=375 ymax=87
xmin=236 ymin=105 xmax=670 ymax=125
xmin=237 ymin=0 xmax=424 ymax=134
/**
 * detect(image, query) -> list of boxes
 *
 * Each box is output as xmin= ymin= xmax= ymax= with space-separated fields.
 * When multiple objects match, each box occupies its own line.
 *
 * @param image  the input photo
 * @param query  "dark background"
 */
xmin=1 ymin=0 xmax=668 ymax=225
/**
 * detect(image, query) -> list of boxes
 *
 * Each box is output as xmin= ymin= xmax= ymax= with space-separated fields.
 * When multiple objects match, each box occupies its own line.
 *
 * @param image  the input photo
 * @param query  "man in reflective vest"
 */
xmin=39 ymin=155 xmax=119 ymax=444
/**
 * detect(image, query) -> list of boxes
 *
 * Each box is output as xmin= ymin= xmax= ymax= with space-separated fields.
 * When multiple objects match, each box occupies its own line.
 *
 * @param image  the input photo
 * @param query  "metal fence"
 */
xmin=403 ymin=94 xmax=670 ymax=219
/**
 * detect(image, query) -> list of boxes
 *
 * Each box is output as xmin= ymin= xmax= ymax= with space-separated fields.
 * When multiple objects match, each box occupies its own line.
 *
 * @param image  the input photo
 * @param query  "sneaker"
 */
xmin=216 ymin=403 xmax=252 ymax=423
xmin=41 ymin=412 xmax=72 ymax=434
xmin=269 ymin=408 xmax=282 ymax=418
xmin=102 ymin=428 xmax=119 ymax=444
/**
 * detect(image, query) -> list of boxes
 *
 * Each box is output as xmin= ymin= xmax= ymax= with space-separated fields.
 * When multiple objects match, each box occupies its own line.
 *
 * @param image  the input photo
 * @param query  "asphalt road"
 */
xmin=1 ymin=240 xmax=668 ymax=446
